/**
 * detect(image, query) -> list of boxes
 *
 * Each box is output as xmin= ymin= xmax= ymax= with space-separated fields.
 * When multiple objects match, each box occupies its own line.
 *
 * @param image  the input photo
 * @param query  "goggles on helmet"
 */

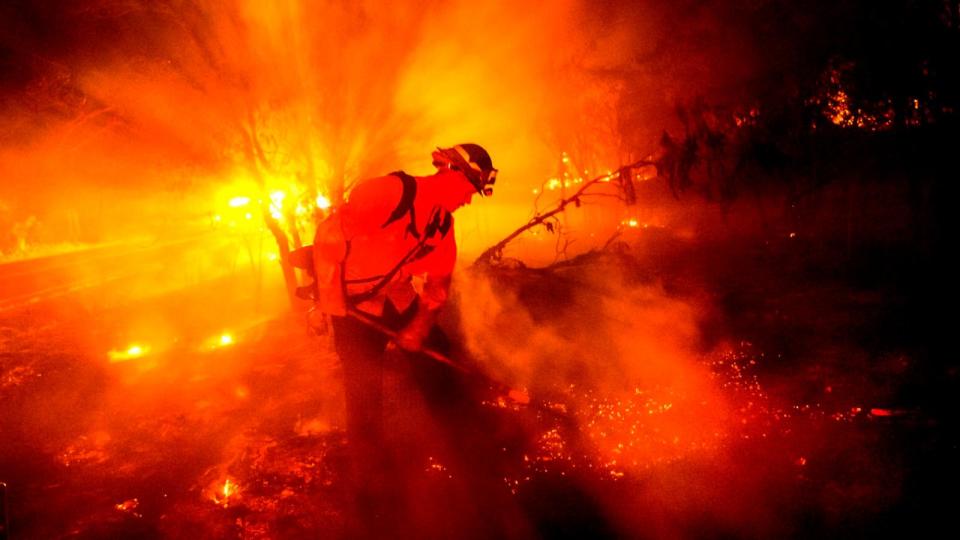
xmin=433 ymin=145 xmax=497 ymax=196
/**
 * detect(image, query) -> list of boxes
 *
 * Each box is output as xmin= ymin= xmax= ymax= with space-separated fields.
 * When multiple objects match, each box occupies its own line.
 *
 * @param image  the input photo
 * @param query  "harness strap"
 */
xmin=381 ymin=171 xmax=419 ymax=239
xmin=342 ymin=172 xmax=454 ymax=306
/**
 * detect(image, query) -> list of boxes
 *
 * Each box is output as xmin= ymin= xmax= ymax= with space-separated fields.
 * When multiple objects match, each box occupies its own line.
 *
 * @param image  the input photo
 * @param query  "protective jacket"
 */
xmin=311 ymin=169 xmax=462 ymax=321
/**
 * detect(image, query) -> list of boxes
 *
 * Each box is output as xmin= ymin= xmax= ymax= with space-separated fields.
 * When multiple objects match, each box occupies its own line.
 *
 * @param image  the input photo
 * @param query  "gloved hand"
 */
xmin=392 ymin=309 xmax=434 ymax=352
xmin=306 ymin=307 xmax=331 ymax=337
xmin=393 ymin=328 xmax=426 ymax=352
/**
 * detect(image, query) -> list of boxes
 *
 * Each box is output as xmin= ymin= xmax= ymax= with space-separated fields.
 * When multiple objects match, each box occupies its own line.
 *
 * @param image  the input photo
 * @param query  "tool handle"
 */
xmin=344 ymin=308 xmax=531 ymax=404
xmin=345 ymin=308 xmax=466 ymax=372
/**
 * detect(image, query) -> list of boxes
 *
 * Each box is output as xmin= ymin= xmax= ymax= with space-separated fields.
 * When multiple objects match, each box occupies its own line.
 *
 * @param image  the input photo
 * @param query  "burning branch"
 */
xmin=472 ymin=160 xmax=655 ymax=268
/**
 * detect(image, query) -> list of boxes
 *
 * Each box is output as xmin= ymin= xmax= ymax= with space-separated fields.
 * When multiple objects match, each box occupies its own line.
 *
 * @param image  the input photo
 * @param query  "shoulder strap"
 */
xmin=343 ymin=173 xmax=456 ymax=306
xmin=381 ymin=171 xmax=419 ymax=238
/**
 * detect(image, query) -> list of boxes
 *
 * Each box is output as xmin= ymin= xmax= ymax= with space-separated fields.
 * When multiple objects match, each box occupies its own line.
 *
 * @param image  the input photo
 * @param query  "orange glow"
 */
xmin=114 ymin=498 xmax=142 ymax=518
xmin=108 ymin=344 xmax=149 ymax=363
xmin=0 ymin=2 xmax=857 ymax=537
xmin=209 ymin=477 xmax=240 ymax=508
xmin=0 ymin=0 xmax=650 ymax=263
xmin=268 ymin=190 xmax=285 ymax=220
xmin=829 ymin=90 xmax=855 ymax=127
xmin=821 ymin=78 xmax=895 ymax=132
xmin=203 ymin=332 xmax=236 ymax=350
xmin=508 ymin=388 xmax=531 ymax=404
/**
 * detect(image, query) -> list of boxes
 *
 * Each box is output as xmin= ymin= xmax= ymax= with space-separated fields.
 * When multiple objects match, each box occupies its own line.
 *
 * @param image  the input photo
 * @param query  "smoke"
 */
xmin=454 ymin=255 xmax=731 ymax=455
xmin=450 ymin=244 xmax=816 ymax=537
xmin=1 ymin=0 xmax=770 ymax=256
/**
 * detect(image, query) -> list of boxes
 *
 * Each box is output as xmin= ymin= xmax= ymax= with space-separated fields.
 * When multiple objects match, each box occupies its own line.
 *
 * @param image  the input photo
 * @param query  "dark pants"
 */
xmin=331 ymin=301 xmax=458 ymax=533
xmin=332 ymin=301 xmax=422 ymax=470
xmin=331 ymin=304 xmax=529 ymax=538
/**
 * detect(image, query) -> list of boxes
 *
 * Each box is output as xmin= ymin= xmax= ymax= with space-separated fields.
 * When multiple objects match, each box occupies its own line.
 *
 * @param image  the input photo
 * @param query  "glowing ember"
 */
xmin=508 ymin=388 xmax=531 ymax=405
xmin=228 ymin=196 xmax=251 ymax=208
xmin=58 ymin=431 xmax=112 ymax=467
xmin=210 ymin=477 xmax=240 ymax=508
xmin=108 ymin=344 xmax=149 ymax=363
xmin=574 ymin=386 xmax=725 ymax=473
xmin=425 ymin=456 xmax=453 ymax=479
xmin=203 ymin=332 xmax=236 ymax=350
xmin=114 ymin=498 xmax=142 ymax=518
xmin=316 ymin=194 xmax=332 ymax=210
xmin=1 ymin=365 xmax=36 ymax=390
xmin=829 ymin=89 xmax=855 ymax=127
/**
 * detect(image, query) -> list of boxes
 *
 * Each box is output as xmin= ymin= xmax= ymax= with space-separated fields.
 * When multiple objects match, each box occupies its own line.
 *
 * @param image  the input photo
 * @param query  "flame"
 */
xmin=203 ymin=332 xmax=236 ymax=350
xmin=821 ymin=75 xmax=895 ymax=132
xmin=209 ymin=477 xmax=240 ymax=508
xmin=114 ymin=498 xmax=141 ymax=517
xmin=108 ymin=344 xmax=150 ymax=363
xmin=228 ymin=196 xmax=251 ymax=208
xmin=829 ymin=90 xmax=854 ymax=126
xmin=268 ymin=190 xmax=286 ymax=220
xmin=316 ymin=194 xmax=332 ymax=210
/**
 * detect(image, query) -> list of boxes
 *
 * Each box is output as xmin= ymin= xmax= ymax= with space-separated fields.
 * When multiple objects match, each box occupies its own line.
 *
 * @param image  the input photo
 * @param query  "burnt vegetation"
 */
xmin=1 ymin=1 xmax=959 ymax=538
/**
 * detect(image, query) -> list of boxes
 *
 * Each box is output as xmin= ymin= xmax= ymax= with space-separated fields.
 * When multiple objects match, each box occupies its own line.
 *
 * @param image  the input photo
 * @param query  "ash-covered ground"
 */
xmin=1 ymin=211 xmax=954 ymax=539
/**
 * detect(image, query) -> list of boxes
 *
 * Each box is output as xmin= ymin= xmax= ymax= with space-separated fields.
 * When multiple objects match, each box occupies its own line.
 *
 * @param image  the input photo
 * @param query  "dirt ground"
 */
xmin=1 ymin=216 xmax=956 ymax=539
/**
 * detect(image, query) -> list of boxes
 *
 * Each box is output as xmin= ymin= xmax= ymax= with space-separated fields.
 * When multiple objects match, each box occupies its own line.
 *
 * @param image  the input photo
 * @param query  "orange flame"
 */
xmin=108 ymin=344 xmax=150 ymax=363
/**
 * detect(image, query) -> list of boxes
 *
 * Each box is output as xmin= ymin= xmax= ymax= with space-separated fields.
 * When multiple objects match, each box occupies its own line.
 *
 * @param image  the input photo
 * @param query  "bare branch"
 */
xmin=472 ymin=159 xmax=654 ymax=268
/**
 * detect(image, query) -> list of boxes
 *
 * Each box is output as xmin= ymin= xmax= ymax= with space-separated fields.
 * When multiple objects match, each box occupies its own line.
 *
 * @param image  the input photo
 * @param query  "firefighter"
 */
xmin=307 ymin=143 xmax=497 ymax=531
